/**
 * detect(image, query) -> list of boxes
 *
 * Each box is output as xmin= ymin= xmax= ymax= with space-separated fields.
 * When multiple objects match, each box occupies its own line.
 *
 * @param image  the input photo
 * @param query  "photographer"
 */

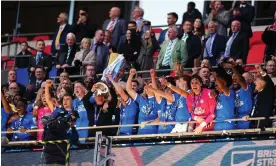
xmin=43 ymin=80 xmax=78 ymax=165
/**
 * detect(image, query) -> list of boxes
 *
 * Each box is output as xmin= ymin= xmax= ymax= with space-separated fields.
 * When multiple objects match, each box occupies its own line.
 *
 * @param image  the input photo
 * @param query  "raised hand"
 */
xmin=45 ymin=80 xmax=53 ymax=87
xmin=150 ymin=69 xmax=156 ymax=77
xmin=129 ymin=69 xmax=136 ymax=77
xmin=91 ymin=84 xmax=99 ymax=93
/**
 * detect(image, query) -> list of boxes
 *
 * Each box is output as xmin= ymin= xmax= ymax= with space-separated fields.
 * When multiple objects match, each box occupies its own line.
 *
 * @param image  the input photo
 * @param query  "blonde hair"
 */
xmin=81 ymin=38 xmax=91 ymax=50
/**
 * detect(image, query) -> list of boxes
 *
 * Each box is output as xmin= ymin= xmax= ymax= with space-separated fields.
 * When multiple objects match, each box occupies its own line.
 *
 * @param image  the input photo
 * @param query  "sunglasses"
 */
xmin=80 ymin=12 xmax=86 ymax=16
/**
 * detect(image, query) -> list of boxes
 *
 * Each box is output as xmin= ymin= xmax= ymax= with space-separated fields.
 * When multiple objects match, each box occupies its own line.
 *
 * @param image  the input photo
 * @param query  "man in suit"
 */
xmin=224 ymin=20 xmax=249 ymax=62
xmin=156 ymin=26 xmax=188 ymax=74
xmin=1 ymin=70 xmax=26 ymax=97
xmin=230 ymin=0 xmax=255 ymax=38
xmin=102 ymin=7 xmax=126 ymax=48
xmin=26 ymin=66 xmax=46 ymax=102
xmin=56 ymin=33 xmax=78 ymax=75
xmin=181 ymin=2 xmax=202 ymax=25
xmin=158 ymin=12 xmax=178 ymax=45
xmin=103 ymin=30 xmax=112 ymax=47
xmin=203 ymin=21 xmax=227 ymax=66
xmin=179 ymin=20 xmax=202 ymax=67
xmin=90 ymin=29 xmax=109 ymax=73
xmin=29 ymin=40 xmax=52 ymax=81
xmin=51 ymin=12 xmax=71 ymax=55
xmin=204 ymin=1 xmax=230 ymax=37
xmin=70 ymin=8 xmax=98 ymax=43
xmin=132 ymin=6 xmax=144 ymax=32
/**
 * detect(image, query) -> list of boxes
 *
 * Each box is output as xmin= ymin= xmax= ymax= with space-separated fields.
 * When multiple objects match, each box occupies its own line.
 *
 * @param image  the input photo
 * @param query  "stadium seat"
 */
xmin=48 ymin=66 xmax=57 ymax=78
xmin=32 ymin=35 xmax=50 ymax=41
xmin=44 ymin=45 xmax=52 ymax=55
xmin=152 ymin=28 xmax=162 ymax=34
xmin=245 ymin=44 xmax=266 ymax=71
xmin=11 ymin=37 xmax=27 ymax=43
xmin=29 ymin=49 xmax=36 ymax=55
xmin=16 ymin=68 xmax=29 ymax=87
xmin=249 ymin=31 xmax=263 ymax=48
xmin=1 ymin=56 xmax=14 ymax=70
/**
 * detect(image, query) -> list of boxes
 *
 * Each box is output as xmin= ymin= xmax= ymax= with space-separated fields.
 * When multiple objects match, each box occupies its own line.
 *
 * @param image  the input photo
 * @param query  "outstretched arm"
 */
xmin=126 ymin=69 xmax=138 ymax=100
xmin=150 ymin=69 xmax=162 ymax=103
xmin=223 ymin=63 xmax=247 ymax=90
xmin=106 ymin=73 xmax=128 ymax=102
xmin=1 ymin=91 xmax=12 ymax=114
xmin=45 ymin=80 xmax=55 ymax=112
xmin=146 ymin=85 xmax=174 ymax=103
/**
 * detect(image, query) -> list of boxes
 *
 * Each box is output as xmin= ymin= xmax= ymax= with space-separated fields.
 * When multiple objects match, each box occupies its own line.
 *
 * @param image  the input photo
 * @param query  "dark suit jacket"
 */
xmin=15 ymin=50 xmax=32 ymax=68
xmin=229 ymin=32 xmax=249 ymax=61
xmin=90 ymin=40 xmax=109 ymax=73
xmin=29 ymin=52 xmax=52 ymax=73
xmin=179 ymin=32 xmax=202 ymax=67
xmin=51 ymin=24 xmax=72 ymax=54
xmin=262 ymin=27 xmax=276 ymax=56
xmin=102 ymin=18 xmax=126 ymax=48
xmin=230 ymin=4 xmax=255 ymax=38
xmin=25 ymin=78 xmax=45 ymax=102
xmin=181 ymin=8 xmax=202 ymax=25
xmin=56 ymin=44 xmax=78 ymax=66
xmin=117 ymin=32 xmax=141 ymax=51
xmin=203 ymin=34 xmax=226 ymax=60
xmin=70 ymin=20 xmax=98 ymax=43
xmin=158 ymin=28 xmax=168 ymax=45
xmin=1 ymin=82 xmax=26 ymax=97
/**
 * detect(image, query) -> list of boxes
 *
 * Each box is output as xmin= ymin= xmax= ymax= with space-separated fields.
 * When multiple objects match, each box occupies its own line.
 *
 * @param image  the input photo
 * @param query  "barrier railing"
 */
xmin=2 ymin=116 xmax=275 ymax=135
xmin=49 ymin=63 xmax=264 ymax=80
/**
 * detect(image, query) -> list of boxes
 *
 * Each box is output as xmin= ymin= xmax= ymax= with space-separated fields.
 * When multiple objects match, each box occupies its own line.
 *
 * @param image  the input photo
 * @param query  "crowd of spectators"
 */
xmin=2 ymin=0 xmax=276 ymax=142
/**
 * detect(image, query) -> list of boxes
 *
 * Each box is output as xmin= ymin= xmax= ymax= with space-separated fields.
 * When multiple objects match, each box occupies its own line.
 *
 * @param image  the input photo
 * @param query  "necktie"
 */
xmin=36 ymin=52 xmax=41 ymax=65
xmin=108 ymin=19 xmax=115 ymax=31
xmin=36 ymin=81 xmax=40 ymax=89
xmin=66 ymin=47 xmax=71 ymax=63
xmin=224 ymin=33 xmax=237 ymax=57
xmin=203 ymin=34 xmax=214 ymax=58
xmin=181 ymin=33 xmax=189 ymax=42
xmin=55 ymin=26 xmax=63 ymax=49
xmin=162 ymin=40 xmax=174 ymax=66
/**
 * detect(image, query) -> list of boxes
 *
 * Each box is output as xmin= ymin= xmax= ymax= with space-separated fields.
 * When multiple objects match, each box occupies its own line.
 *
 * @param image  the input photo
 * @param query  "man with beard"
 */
xmin=223 ymin=63 xmax=252 ymax=129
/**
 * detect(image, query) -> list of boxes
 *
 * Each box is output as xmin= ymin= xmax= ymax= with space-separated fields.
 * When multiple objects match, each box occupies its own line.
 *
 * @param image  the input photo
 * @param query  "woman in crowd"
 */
xmin=137 ymin=29 xmax=160 ymax=75
xmin=33 ymin=88 xmax=52 ymax=140
xmin=126 ymin=69 xmax=159 ymax=134
xmin=106 ymin=73 xmax=138 ymax=135
xmin=211 ymin=66 xmax=235 ymax=130
xmin=146 ymin=70 xmax=178 ymax=134
xmin=118 ymin=29 xmax=141 ymax=69
xmin=164 ymin=73 xmax=216 ymax=133
xmin=72 ymin=38 xmax=96 ymax=69
xmin=193 ymin=18 xmax=205 ymax=67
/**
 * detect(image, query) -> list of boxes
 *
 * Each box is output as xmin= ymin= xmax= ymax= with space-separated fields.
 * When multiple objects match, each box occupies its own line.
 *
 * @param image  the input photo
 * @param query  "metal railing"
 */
xmin=49 ymin=63 xmax=263 ymax=81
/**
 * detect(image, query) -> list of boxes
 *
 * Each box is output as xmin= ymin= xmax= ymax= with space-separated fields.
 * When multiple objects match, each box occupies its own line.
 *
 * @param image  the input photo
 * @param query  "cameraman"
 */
xmin=43 ymin=80 xmax=78 ymax=165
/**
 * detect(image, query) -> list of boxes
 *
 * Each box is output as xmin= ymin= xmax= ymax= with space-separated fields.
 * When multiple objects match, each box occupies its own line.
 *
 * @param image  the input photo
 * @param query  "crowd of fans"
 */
xmin=1 ymin=0 xmax=276 ymax=142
